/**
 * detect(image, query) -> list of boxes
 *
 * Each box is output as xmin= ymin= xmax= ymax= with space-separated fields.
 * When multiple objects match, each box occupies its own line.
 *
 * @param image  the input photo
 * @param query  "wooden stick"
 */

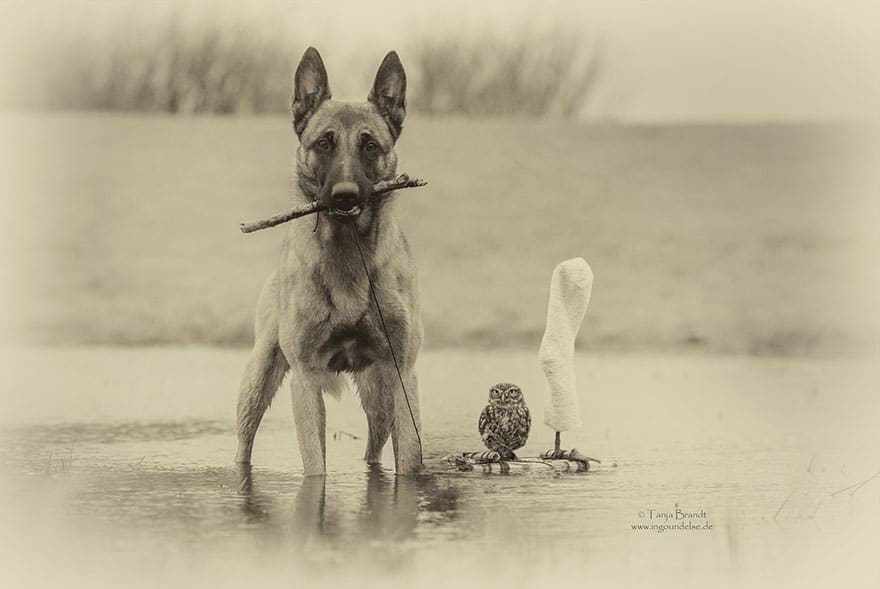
xmin=239 ymin=173 xmax=427 ymax=234
xmin=443 ymin=454 xmax=590 ymax=473
xmin=539 ymin=448 xmax=601 ymax=463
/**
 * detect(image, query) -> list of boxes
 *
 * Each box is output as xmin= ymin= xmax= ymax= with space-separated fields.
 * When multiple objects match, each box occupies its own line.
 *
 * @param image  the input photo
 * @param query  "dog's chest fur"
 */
xmin=308 ymin=262 xmax=382 ymax=373
xmin=277 ymin=241 xmax=384 ymax=373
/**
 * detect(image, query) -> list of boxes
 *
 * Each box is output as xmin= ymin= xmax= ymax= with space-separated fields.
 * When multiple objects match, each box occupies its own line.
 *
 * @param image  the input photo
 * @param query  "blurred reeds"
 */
xmin=412 ymin=26 xmax=601 ymax=117
xmin=16 ymin=16 xmax=297 ymax=114
xmin=8 ymin=15 xmax=600 ymax=117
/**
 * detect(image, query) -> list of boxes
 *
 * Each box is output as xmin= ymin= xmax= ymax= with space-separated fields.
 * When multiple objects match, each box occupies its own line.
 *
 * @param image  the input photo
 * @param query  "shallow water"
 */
xmin=1 ymin=348 xmax=878 ymax=587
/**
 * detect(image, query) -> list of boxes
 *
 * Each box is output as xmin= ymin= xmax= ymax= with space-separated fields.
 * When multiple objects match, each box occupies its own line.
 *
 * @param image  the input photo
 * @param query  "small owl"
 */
xmin=478 ymin=383 xmax=531 ymax=460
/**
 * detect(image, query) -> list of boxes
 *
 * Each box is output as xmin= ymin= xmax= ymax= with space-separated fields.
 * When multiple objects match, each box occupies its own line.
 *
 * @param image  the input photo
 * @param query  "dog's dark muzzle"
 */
xmin=329 ymin=181 xmax=363 ymax=221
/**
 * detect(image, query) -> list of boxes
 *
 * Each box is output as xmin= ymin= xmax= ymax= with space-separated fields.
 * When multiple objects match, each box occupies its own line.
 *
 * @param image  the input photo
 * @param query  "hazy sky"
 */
xmin=4 ymin=0 xmax=879 ymax=122
xmin=581 ymin=1 xmax=880 ymax=121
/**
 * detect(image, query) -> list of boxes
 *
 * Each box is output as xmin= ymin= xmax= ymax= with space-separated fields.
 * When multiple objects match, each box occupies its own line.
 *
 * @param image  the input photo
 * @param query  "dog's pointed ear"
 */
xmin=291 ymin=47 xmax=331 ymax=136
xmin=368 ymin=51 xmax=407 ymax=140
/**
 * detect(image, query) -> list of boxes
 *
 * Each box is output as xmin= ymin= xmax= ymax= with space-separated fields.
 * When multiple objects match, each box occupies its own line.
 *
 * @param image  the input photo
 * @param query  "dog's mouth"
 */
xmin=328 ymin=205 xmax=362 ymax=222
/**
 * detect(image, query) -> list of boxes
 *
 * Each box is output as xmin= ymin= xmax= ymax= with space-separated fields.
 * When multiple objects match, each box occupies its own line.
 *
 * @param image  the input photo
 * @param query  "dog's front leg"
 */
xmin=356 ymin=362 xmax=421 ymax=474
xmin=289 ymin=366 xmax=328 ymax=476
xmin=391 ymin=367 xmax=422 ymax=475
xmin=354 ymin=366 xmax=395 ymax=465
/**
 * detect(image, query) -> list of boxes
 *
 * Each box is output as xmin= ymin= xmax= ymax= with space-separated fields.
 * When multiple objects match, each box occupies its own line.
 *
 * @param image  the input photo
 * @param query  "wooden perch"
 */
xmin=540 ymin=448 xmax=600 ymax=463
xmin=240 ymin=173 xmax=427 ymax=233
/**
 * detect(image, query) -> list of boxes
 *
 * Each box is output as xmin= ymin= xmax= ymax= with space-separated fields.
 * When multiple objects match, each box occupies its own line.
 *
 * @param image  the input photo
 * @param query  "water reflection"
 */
xmin=292 ymin=473 xmax=328 ymax=542
xmin=235 ymin=462 xmax=452 ymax=551
xmin=236 ymin=463 xmax=271 ymax=524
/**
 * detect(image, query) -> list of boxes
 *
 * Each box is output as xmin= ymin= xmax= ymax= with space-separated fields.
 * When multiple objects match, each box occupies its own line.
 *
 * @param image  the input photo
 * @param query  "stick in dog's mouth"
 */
xmin=239 ymin=174 xmax=426 ymax=234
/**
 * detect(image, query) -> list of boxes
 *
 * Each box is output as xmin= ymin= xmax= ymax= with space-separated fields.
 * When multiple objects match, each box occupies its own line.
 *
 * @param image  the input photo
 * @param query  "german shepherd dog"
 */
xmin=235 ymin=48 xmax=422 ymax=476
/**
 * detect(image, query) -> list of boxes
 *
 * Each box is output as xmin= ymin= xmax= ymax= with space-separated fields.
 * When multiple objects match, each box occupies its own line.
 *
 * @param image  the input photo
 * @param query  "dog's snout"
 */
xmin=331 ymin=182 xmax=360 ymax=211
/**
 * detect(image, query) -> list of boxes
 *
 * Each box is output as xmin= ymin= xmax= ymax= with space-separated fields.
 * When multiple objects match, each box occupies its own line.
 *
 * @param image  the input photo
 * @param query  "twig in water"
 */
xmin=240 ymin=174 xmax=427 ymax=233
xmin=831 ymin=470 xmax=880 ymax=497
xmin=774 ymin=491 xmax=793 ymax=523
xmin=810 ymin=498 xmax=824 ymax=519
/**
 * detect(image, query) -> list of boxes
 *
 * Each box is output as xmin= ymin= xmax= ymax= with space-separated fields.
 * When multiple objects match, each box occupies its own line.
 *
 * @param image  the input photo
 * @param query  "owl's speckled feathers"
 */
xmin=478 ymin=383 xmax=531 ymax=460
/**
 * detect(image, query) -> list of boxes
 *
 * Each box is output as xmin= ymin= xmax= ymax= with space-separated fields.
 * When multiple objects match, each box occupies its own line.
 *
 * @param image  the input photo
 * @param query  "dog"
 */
xmin=235 ymin=47 xmax=423 ymax=476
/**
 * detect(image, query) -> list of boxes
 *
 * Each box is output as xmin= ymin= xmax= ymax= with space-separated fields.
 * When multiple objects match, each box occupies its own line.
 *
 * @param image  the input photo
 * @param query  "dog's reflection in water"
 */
xmin=358 ymin=463 xmax=421 ymax=542
xmin=235 ymin=463 xmax=450 ymax=549
xmin=236 ymin=463 xmax=273 ymax=524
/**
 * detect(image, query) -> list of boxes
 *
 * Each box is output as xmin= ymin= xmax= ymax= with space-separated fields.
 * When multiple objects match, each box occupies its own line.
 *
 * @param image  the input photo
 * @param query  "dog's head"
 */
xmin=291 ymin=47 xmax=405 ymax=225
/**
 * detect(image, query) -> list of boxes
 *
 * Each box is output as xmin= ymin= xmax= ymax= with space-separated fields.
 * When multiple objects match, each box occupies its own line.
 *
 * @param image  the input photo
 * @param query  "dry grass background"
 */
xmin=5 ymin=14 xmax=600 ymax=119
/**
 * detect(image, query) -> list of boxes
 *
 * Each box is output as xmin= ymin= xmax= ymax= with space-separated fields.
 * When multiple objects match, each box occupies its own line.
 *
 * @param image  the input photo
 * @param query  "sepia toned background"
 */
xmin=1 ymin=1 xmax=879 ymax=588
xmin=1 ymin=0 xmax=878 ymax=355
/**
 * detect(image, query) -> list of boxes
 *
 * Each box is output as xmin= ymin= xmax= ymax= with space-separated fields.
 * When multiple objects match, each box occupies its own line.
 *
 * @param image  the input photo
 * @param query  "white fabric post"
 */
xmin=539 ymin=258 xmax=594 ymax=433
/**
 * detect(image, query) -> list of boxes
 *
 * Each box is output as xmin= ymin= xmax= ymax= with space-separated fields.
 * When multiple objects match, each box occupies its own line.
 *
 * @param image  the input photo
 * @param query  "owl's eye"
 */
xmin=490 ymin=388 xmax=501 ymax=398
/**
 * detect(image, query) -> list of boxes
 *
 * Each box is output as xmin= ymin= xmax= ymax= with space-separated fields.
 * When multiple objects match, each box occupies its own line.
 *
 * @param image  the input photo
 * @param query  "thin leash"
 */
xmin=349 ymin=224 xmax=423 ymax=466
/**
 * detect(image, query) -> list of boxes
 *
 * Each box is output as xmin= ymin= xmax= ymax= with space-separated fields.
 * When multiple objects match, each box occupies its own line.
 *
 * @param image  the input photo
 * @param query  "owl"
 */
xmin=478 ymin=383 xmax=531 ymax=460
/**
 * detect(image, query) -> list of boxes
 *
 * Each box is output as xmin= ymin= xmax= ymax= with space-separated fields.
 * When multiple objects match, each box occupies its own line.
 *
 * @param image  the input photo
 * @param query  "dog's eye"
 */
xmin=363 ymin=140 xmax=379 ymax=153
xmin=315 ymin=137 xmax=332 ymax=151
